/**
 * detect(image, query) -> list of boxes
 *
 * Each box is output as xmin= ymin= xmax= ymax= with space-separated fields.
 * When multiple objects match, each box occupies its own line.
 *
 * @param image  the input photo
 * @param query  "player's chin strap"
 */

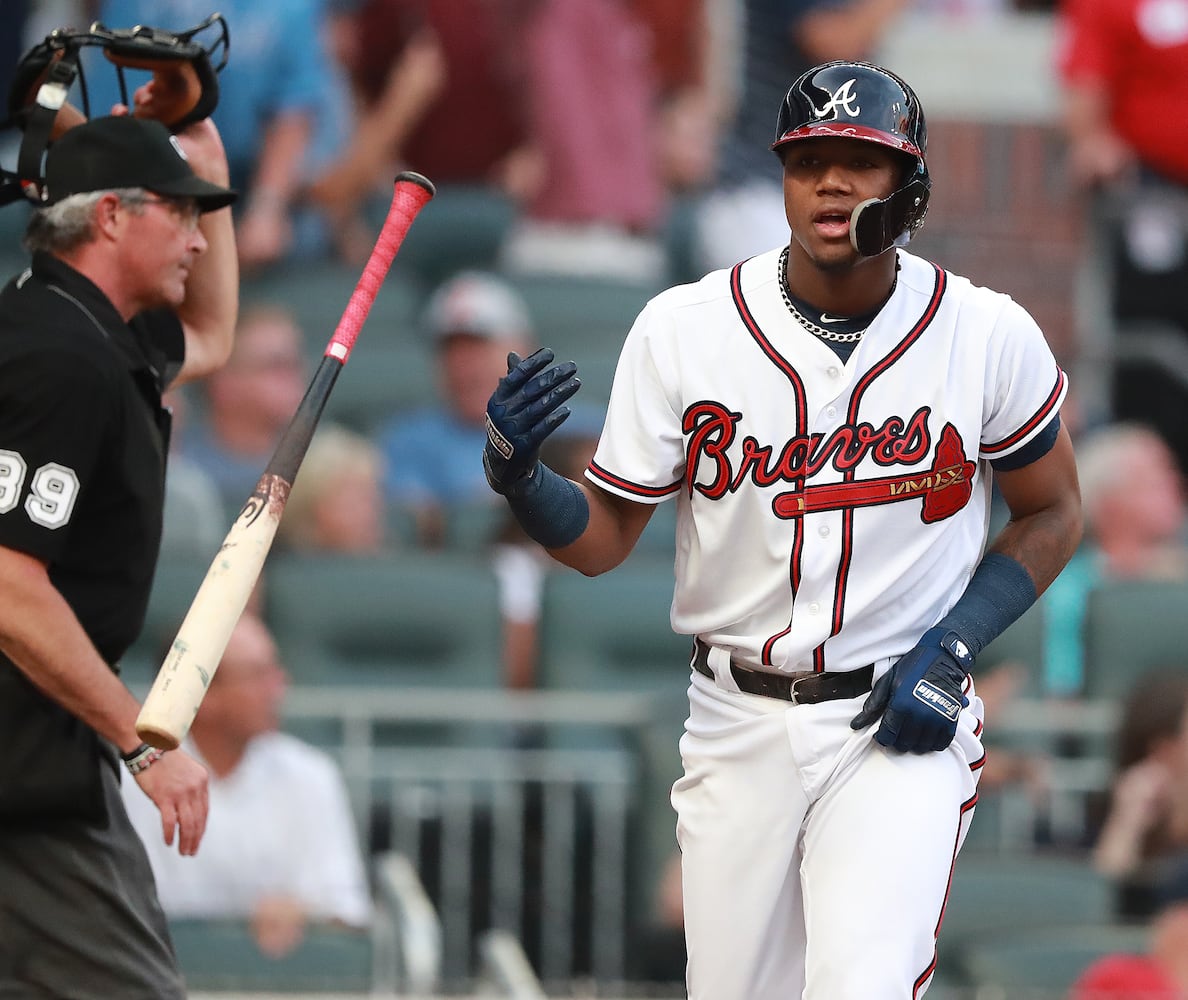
xmin=0 ymin=13 xmax=229 ymax=207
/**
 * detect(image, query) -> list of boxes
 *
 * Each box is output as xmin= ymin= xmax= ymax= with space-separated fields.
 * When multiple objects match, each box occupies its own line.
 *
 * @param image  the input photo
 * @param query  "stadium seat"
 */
xmin=507 ymin=273 xmax=658 ymax=340
xmin=959 ymin=922 xmax=1150 ymax=994
xmin=632 ymin=500 xmax=678 ymax=560
xmin=506 ymin=273 xmax=660 ymax=404
xmin=0 ymin=199 xmax=31 ymax=279
xmin=319 ymin=339 xmax=439 ymax=434
xmin=440 ymin=500 xmax=510 ymax=552
xmin=118 ymin=552 xmax=213 ymax=691
xmin=263 ymin=550 xmax=505 ymax=689
xmin=383 ymin=183 xmax=518 ymax=288
xmin=169 ymin=918 xmax=373 ymax=993
xmin=240 ymin=258 xmax=427 ymax=360
xmin=938 ymin=852 xmax=1115 ymax=980
xmin=977 ymin=599 xmax=1045 ymax=690
xmin=1081 ymin=579 xmax=1188 ymax=700
xmin=537 ymin=557 xmax=689 ymax=694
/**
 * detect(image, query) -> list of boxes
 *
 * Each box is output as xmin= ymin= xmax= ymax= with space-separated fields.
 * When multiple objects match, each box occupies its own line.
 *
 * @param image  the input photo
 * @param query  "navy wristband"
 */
xmin=935 ymin=552 xmax=1038 ymax=657
xmin=505 ymin=462 xmax=590 ymax=549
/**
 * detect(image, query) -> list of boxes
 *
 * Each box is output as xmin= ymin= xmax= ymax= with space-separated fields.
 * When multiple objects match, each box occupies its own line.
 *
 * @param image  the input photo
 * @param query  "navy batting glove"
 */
xmin=483 ymin=348 xmax=581 ymax=497
xmin=849 ymin=627 xmax=972 ymax=754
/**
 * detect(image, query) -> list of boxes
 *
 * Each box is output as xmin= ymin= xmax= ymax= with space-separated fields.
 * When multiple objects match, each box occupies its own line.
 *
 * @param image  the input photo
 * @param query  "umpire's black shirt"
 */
xmin=0 ymin=251 xmax=184 ymax=667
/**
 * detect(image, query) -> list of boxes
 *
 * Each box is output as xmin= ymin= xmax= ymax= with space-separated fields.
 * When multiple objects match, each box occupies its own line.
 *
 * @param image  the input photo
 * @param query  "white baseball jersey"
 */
xmin=588 ymin=247 xmax=1066 ymax=673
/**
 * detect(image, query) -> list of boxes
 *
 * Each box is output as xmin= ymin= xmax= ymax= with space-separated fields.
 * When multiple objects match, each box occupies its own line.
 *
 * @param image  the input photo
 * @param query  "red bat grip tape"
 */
xmin=326 ymin=171 xmax=435 ymax=361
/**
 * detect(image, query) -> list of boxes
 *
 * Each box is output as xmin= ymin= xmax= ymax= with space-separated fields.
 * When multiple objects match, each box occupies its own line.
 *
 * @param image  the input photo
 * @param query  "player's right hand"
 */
xmin=483 ymin=348 xmax=580 ymax=497
xmin=136 ymin=748 xmax=210 ymax=856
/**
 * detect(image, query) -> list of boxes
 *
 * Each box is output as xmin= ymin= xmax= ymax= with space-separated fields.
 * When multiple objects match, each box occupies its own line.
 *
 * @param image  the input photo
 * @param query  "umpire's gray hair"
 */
xmin=24 ymin=187 xmax=150 ymax=255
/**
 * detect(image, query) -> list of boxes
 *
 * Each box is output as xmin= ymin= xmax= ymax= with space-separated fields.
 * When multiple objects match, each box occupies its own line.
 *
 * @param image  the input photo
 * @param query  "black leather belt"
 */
xmin=691 ymin=638 xmax=874 ymax=704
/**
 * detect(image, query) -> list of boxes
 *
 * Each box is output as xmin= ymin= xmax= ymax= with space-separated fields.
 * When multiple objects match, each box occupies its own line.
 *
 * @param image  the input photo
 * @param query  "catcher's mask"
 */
xmin=771 ymin=60 xmax=930 ymax=257
xmin=1 ymin=13 xmax=229 ymax=207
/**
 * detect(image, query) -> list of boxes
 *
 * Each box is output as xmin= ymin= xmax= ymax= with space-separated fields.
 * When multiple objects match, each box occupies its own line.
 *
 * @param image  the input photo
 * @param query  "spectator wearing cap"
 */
xmin=374 ymin=270 xmax=533 ymax=547
xmin=0 ymin=111 xmax=235 ymax=998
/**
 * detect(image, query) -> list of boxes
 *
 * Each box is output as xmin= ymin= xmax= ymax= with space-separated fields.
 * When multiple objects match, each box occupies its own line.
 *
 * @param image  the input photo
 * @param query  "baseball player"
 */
xmin=483 ymin=61 xmax=1083 ymax=998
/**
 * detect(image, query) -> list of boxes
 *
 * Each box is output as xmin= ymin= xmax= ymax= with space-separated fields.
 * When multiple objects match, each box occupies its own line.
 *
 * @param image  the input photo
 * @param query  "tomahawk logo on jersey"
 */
xmin=588 ymin=248 xmax=1066 ymax=673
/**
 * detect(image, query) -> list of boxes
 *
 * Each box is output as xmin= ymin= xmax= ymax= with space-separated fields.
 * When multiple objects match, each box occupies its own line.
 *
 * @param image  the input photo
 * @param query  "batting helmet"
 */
xmin=771 ymin=60 xmax=930 ymax=258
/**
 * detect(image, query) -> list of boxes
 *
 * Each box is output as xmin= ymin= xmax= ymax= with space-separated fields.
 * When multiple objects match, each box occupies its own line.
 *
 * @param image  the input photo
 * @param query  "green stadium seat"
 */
xmin=320 ymin=339 xmax=438 ymax=433
xmin=240 ymin=258 xmax=427 ymax=360
xmin=169 ymin=918 xmax=373 ymax=993
xmin=537 ymin=557 xmax=689 ymax=694
xmin=383 ymin=183 xmax=518 ymax=287
xmin=263 ymin=550 xmax=504 ymax=689
xmin=0 ymin=199 xmax=32 ymax=277
xmin=938 ymin=852 xmax=1114 ymax=982
xmin=1081 ymin=579 xmax=1188 ymax=700
xmin=506 ymin=273 xmax=659 ymax=404
xmin=959 ymin=922 xmax=1150 ymax=994
xmin=978 ymin=599 xmax=1045 ymax=689
xmin=118 ymin=553 xmax=213 ymax=691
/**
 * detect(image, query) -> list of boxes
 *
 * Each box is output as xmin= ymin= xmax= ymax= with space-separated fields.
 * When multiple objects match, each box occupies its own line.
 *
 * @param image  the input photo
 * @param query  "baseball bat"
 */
xmin=135 ymin=171 xmax=435 ymax=750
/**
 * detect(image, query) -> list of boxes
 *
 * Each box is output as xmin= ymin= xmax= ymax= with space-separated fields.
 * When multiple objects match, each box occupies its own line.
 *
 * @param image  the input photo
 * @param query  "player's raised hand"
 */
xmin=850 ymin=627 xmax=972 ymax=754
xmin=483 ymin=348 xmax=581 ymax=497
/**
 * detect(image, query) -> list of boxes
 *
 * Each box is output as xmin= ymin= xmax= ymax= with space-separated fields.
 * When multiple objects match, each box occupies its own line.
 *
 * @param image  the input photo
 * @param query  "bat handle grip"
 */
xmin=328 ymin=172 xmax=435 ymax=362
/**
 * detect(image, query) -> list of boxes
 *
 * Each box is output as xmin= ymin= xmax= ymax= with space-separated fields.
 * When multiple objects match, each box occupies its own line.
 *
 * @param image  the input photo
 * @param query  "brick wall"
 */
xmin=911 ymin=118 xmax=1085 ymax=364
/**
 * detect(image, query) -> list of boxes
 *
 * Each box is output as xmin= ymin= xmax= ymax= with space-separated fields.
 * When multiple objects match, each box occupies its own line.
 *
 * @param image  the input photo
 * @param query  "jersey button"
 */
xmin=826 ymin=406 xmax=837 ymax=418
xmin=826 ymin=366 xmax=840 ymax=378
xmin=808 ymin=602 xmax=820 ymax=614
xmin=818 ymin=525 xmax=830 ymax=537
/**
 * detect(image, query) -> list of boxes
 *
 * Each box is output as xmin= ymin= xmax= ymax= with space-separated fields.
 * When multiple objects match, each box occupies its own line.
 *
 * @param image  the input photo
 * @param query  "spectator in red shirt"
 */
xmin=1055 ymin=0 xmax=1188 ymax=475
xmin=310 ymin=0 xmax=538 ymax=261
xmin=1056 ymin=0 xmax=1188 ymax=190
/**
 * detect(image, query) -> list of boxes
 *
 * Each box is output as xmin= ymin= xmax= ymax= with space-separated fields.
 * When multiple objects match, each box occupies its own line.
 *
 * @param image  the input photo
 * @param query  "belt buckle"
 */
xmin=786 ymin=673 xmax=811 ymax=706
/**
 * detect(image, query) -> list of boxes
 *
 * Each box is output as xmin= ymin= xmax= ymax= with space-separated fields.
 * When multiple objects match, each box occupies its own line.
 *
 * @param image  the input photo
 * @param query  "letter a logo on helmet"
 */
xmin=811 ymin=79 xmax=861 ymax=119
xmin=771 ymin=60 xmax=932 ymax=258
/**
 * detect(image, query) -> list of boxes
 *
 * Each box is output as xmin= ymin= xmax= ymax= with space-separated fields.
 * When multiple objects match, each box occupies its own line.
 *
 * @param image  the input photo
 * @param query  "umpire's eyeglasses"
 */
xmin=127 ymin=194 xmax=202 ymax=232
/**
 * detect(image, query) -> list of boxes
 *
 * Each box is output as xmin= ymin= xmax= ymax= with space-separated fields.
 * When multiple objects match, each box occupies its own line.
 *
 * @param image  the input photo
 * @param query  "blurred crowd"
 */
xmin=6 ymin=0 xmax=1064 ymax=281
xmin=4 ymin=0 xmax=1188 ymax=993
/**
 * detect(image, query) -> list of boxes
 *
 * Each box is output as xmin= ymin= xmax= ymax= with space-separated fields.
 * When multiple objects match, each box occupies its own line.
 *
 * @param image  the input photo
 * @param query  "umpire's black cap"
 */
xmin=42 ymin=115 xmax=237 ymax=211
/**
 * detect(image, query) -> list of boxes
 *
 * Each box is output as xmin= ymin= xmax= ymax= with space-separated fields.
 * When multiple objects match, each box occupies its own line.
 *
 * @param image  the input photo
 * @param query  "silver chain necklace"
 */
xmin=777 ymin=246 xmax=867 ymax=344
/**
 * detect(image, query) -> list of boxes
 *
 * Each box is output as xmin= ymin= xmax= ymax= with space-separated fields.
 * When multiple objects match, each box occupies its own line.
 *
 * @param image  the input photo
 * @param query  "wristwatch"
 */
xmin=121 ymin=742 xmax=165 ymax=775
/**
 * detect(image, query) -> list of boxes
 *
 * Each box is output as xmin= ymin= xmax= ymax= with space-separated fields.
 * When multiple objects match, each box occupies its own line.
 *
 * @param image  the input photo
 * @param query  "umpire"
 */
xmin=0 ymin=111 xmax=237 ymax=998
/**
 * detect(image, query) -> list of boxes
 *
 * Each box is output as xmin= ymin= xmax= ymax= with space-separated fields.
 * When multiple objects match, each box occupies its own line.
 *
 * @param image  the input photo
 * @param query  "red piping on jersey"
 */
xmin=729 ymin=260 xmax=807 ymax=665
xmin=982 ymin=368 xmax=1067 ymax=455
xmin=920 ymin=790 xmax=979 ymax=998
xmin=818 ymin=264 xmax=948 ymax=668
xmin=967 ymin=690 xmax=987 ymax=770
xmin=586 ymin=459 xmax=682 ymax=499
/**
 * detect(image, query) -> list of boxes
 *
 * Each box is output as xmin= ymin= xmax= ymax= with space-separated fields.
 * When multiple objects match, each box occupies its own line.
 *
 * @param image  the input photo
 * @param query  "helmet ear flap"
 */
xmin=849 ymin=174 xmax=931 ymax=257
xmin=849 ymin=197 xmax=882 ymax=256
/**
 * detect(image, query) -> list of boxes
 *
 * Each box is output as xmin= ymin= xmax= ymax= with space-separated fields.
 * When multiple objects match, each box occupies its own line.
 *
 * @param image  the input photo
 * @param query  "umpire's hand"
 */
xmin=483 ymin=348 xmax=580 ymax=497
xmin=137 ymin=749 xmax=209 ymax=855
xmin=850 ymin=627 xmax=972 ymax=754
